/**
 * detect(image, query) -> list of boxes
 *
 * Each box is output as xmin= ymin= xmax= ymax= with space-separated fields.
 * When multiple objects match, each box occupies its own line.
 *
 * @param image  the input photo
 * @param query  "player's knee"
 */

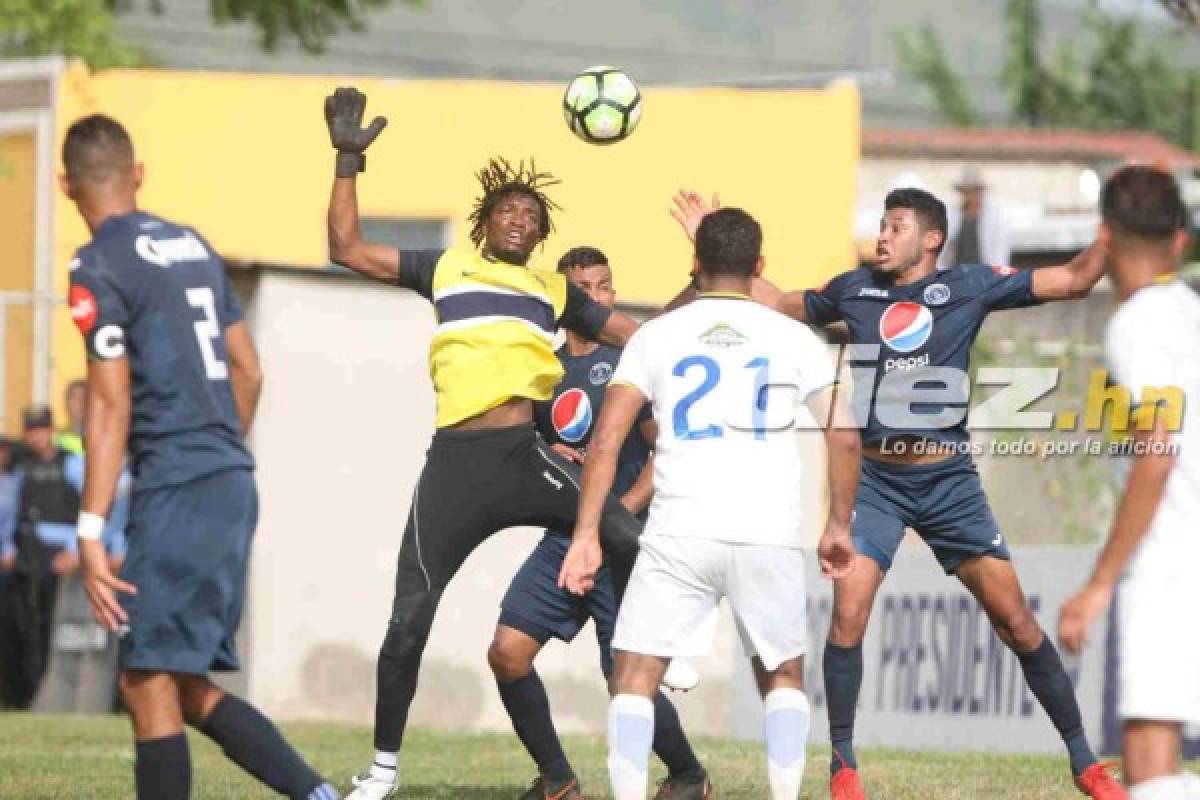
xmin=178 ymin=676 xmax=222 ymax=726
xmin=487 ymin=639 xmax=533 ymax=682
xmin=380 ymin=592 xmax=439 ymax=661
xmin=829 ymin=600 xmax=872 ymax=644
xmin=994 ymin=607 xmax=1042 ymax=652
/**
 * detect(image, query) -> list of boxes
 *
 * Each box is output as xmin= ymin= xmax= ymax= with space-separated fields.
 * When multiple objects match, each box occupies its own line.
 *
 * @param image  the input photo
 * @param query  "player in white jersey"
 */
xmin=560 ymin=208 xmax=861 ymax=800
xmin=1059 ymin=166 xmax=1200 ymax=800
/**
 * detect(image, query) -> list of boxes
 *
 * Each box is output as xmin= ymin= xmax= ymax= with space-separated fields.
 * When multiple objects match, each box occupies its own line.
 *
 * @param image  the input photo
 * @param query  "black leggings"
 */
xmin=373 ymin=423 xmax=641 ymax=751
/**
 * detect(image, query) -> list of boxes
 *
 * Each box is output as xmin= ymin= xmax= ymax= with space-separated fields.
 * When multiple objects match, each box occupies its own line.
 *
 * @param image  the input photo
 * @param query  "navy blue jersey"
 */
xmin=68 ymin=211 xmax=253 ymax=490
xmin=804 ymin=263 xmax=1040 ymax=446
xmin=533 ymin=344 xmax=652 ymax=504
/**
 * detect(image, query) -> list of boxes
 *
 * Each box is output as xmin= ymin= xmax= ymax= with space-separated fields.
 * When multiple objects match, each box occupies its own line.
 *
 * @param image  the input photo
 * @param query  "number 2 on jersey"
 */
xmin=186 ymin=287 xmax=229 ymax=380
xmin=672 ymin=355 xmax=770 ymax=440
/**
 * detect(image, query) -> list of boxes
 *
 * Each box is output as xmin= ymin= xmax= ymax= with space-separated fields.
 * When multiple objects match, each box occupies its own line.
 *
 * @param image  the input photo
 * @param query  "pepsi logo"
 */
xmin=879 ymin=301 xmax=933 ymax=353
xmin=552 ymin=388 xmax=593 ymax=443
xmin=991 ymin=264 xmax=1017 ymax=277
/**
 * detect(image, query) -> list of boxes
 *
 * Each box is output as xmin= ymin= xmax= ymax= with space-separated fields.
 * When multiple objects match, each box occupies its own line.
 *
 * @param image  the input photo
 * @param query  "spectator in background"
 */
xmin=55 ymin=379 xmax=88 ymax=457
xmin=0 ymin=437 xmax=15 ymax=705
xmin=0 ymin=407 xmax=80 ymax=708
xmin=0 ymin=438 xmax=18 ymax=573
xmin=938 ymin=165 xmax=1012 ymax=270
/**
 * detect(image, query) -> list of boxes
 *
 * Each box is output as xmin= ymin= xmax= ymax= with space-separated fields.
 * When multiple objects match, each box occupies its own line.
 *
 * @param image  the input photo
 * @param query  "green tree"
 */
xmin=893 ymin=24 xmax=980 ymax=127
xmin=897 ymin=0 xmax=1200 ymax=152
xmin=0 ymin=0 xmax=143 ymax=68
xmin=0 ymin=0 xmax=421 ymax=67
xmin=1003 ymin=0 xmax=1052 ymax=126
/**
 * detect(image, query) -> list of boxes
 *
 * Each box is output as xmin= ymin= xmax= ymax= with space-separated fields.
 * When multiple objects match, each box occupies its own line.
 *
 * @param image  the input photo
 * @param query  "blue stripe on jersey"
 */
xmin=434 ymin=291 xmax=556 ymax=333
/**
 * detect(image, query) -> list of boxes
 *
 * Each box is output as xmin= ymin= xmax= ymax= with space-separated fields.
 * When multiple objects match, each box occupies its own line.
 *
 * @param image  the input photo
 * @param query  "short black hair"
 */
xmin=1101 ymin=166 xmax=1187 ymax=241
xmin=557 ymin=246 xmax=608 ymax=272
xmin=468 ymin=157 xmax=561 ymax=248
xmin=62 ymin=114 xmax=134 ymax=184
xmin=885 ymin=187 xmax=949 ymax=254
xmin=695 ymin=208 xmax=762 ymax=276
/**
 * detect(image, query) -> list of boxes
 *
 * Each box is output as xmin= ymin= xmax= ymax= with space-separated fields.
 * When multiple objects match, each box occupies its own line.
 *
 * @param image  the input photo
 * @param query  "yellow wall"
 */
xmin=1 ymin=132 xmax=37 ymax=434
xmin=52 ymin=65 xmax=859 ymax=397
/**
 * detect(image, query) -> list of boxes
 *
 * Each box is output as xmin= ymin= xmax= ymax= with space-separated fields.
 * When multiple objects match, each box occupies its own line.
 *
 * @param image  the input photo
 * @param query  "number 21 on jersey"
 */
xmin=672 ymin=355 xmax=770 ymax=441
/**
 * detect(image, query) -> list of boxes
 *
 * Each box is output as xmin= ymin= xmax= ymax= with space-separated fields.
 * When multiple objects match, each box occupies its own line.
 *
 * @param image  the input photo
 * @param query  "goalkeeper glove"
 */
xmin=324 ymin=86 xmax=388 ymax=178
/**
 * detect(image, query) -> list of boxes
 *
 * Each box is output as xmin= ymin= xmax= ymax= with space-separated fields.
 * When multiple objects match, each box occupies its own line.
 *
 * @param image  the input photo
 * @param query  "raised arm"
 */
xmin=324 ymin=87 xmax=400 ymax=283
xmin=225 ymin=320 xmax=264 ymax=435
xmin=1030 ymin=238 xmax=1108 ymax=301
xmin=666 ymin=189 xmax=810 ymax=321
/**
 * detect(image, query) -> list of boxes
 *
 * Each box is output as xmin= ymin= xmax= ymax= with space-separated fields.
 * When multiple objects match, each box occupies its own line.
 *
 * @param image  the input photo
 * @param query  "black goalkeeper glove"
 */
xmin=324 ymin=86 xmax=388 ymax=178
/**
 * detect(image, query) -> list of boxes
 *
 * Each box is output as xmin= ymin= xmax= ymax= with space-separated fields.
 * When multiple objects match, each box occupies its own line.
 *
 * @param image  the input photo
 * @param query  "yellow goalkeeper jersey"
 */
xmin=397 ymin=247 xmax=611 ymax=428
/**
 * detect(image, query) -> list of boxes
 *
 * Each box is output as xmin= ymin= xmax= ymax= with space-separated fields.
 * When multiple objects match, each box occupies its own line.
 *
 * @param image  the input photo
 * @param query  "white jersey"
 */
xmin=612 ymin=293 xmax=836 ymax=546
xmin=1104 ymin=279 xmax=1200 ymax=580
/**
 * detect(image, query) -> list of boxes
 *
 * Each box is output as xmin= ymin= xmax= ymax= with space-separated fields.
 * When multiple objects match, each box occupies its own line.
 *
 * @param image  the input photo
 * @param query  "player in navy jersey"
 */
xmin=63 ymin=115 xmax=339 ymax=800
xmin=488 ymin=247 xmax=710 ymax=800
xmin=668 ymin=189 xmax=1125 ymax=800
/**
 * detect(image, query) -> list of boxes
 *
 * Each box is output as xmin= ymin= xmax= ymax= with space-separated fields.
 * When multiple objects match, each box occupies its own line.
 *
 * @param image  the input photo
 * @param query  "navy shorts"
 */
xmin=119 ymin=468 xmax=257 ymax=675
xmin=499 ymin=531 xmax=617 ymax=674
xmin=853 ymin=453 xmax=1009 ymax=575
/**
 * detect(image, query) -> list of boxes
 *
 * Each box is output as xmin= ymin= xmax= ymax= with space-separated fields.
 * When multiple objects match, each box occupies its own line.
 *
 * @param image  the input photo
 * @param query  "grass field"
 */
xmin=0 ymin=712 xmax=1143 ymax=799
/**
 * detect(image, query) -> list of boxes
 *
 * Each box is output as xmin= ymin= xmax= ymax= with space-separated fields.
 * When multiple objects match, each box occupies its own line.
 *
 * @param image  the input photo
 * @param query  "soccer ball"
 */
xmin=562 ymin=66 xmax=642 ymax=145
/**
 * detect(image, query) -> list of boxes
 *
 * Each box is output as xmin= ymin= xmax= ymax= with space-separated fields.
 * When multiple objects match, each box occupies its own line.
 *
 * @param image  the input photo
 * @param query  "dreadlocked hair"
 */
xmin=468 ymin=157 xmax=562 ymax=248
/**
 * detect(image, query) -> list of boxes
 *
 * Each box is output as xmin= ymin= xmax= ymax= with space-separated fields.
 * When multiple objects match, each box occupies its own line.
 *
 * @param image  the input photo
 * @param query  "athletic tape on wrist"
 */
xmin=336 ymin=152 xmax=366 ymax=178
xmin=77 ymin=511 xmax=106 ymax=541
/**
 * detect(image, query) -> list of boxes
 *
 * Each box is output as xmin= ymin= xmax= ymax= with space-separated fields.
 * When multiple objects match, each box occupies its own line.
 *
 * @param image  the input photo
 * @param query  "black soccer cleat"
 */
xmin=519 ymin=774 xmax=582 ymax=800
xmin=654 ymin=771 xmax=713 ymax=799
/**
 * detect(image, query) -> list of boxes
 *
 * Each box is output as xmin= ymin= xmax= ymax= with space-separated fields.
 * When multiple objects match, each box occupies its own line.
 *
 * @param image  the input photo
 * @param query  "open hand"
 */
xmin=669 ymin=190 xmax=720 ymax=242
xmin=324 ymin=86 xmax=387 ymax=173
xmin=79 ymin=539 xmax=137 ymax=632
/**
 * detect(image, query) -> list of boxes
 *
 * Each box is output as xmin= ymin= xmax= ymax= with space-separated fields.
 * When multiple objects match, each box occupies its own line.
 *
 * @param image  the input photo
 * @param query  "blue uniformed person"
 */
xmin=488 ymin=247 xmax=711 ymax=800
xmin=61 ymin=114 xmax=339 ymax=800
xmin=666 ymin=188 xmax=1125 ymax=800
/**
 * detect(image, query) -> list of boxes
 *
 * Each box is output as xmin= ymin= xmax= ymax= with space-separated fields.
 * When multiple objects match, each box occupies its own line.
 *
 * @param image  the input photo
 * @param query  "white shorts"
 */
xmin=1118 ymin=575 xmax=1200 ymax=723
xmin=611 ymin=535 xmax=808 ymax=672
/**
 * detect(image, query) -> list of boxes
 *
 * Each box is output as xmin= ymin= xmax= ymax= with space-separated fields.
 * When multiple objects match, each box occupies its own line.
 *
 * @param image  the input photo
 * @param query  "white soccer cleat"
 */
xmin=661 ymin=658 xmax=701 ymax=692
xmin=346 ymin=769 xmax=397 ymax=800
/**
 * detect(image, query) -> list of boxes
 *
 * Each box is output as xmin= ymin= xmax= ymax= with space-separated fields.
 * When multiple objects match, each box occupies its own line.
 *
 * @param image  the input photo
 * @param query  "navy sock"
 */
xmin=497 ymin=670 xmax=573 ymax=781
xmin=1016 ymin=636 xmax=1096 ymax=777
xmin=199 ymin=694 xmax=327 ymax=800
xmin=652 ymin=690 xmax=705 ymax=781
xmin=824 ymin=641 xmax=863 ymax=775
xmin=135 ymin=733 xmax=191 ymax=800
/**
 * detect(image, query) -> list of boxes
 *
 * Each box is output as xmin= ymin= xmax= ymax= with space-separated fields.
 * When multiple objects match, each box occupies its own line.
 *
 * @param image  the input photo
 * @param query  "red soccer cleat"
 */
xmin=1075 ymin=762 xmax=1128 ymax=800
xmin=830 ymin=755 xmax=866 ymax=800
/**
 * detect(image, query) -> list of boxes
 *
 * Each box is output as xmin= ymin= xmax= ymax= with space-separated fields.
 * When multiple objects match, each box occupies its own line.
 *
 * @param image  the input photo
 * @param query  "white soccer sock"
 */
xmin=763 ymin=688 xmax=811 ymax=800
xmin=1130 ymin=773 xmax=1200 ymax=800
xmin=369 ymin=750 xmax=397 ymax=783
xmin=608 ymin=693 xmax=655 ymax=800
